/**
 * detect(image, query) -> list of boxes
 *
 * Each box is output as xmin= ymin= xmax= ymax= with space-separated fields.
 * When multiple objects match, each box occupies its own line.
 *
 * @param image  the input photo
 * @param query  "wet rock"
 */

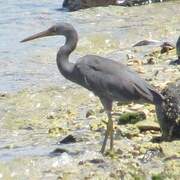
xmin=59 ymin=135 xmax=76 ymax=144
xmin=117 ymin=112 xmax=146 ymax=125
xmin=48 ymin=127 xmax=64 ymax=137
xmin=89 ymin=120 xmax=106 ymax=132
xmin=20 ymin=126 xmax=34 ymax=130
xmin=169 ymin=59 xmax=180 ymax=65
xmin=133 ymin=40 xmax=160 ymax=47
xmin=164 ymin=155 xmax=180 ymax=161
xmin=146 ymin=57 xmax=156 ymax=65
xmin=62 ymin=0 xmax=168 ymax=11
xmin=151 ymin=174 xmax=165 ymax=180
xmin=86 ymin=109 xmax=95 ymax=118
xmin=160 ymin=141 xmax=180 ymax=157
xmin=140 ymin=149 xmax=162 ymax=163
xmin=47 ymin=114 xmax=55 ymax=119
xmin=62 ymin=0 xmax=117 ymax=11
xmin=160 ymin=42 xmax=175 ymax=54
xmin=89 ymin=158 xmax=105 ymax=164
xmin=50 ymin=148 xmax=69 ymax=156
xmin=0 ymin=93 xmax=7 ymax=98
xmin=116 ymin=124 xmax=140 ymax=138
xmin=136 ymin=120 xmax=160 ymax=132
xmin=155 ymin=80 xmax=180 ymax=139
xmin=79 ymin=158 xmax=105 ymax=165
xmin=139 ymin=142 xmax=162 ymax=155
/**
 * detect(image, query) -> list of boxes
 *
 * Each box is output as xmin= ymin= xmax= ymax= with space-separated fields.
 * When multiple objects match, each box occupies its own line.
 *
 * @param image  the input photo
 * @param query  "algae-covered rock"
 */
xmin=156 ymin=80 xmax=180 ymax=139
xmin=48 ymin=127 xmax=65 ymax=137
xmin=117 ymin=124 xmax=140 ymax=138
xmin=117 ymin=112 xmax=146 ymax=125
xmin=160 ymin=141 xmax=180 ymax=157
xmin=136 ymin=120 xmax=160 ymax=132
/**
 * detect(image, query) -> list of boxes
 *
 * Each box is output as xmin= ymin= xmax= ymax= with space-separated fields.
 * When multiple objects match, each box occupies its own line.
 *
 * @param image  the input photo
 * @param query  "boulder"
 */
xmin=156 ymin=80 xmax=180 ymax=139
xmin=62 ymin=0 xmax=116 ymax=11
xmin=62 ymin=0 xmax=171 ymax=11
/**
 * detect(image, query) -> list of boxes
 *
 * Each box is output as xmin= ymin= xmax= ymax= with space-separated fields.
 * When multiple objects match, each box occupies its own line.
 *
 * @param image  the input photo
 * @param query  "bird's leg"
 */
xmin=99 ymin=98 xmax=113 ymax=154
xmin=100 ymin=111 xmax=112 ymax=153
xmin=108 ymin=111 xmax=113 ymax=151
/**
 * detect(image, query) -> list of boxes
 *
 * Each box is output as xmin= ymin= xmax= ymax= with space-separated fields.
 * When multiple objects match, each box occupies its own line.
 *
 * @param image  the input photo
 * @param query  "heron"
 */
xmin=21 ymin=23 xmax=164 ymax=154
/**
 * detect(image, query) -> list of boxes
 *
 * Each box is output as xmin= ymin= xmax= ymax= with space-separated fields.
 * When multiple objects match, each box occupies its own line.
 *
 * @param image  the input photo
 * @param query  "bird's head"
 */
xmin=21 ymin=23 xmax=75 ymax=43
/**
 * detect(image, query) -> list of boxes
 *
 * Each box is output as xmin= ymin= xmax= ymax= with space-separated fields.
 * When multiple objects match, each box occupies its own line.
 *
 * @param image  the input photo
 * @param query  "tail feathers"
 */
xmin=149 ymin=89 xmax=165 ymax=105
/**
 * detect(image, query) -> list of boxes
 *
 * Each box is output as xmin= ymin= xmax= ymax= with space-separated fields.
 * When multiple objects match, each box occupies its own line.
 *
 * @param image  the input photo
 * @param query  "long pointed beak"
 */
xmin=20 ymin=29 xmax=54 ymax=43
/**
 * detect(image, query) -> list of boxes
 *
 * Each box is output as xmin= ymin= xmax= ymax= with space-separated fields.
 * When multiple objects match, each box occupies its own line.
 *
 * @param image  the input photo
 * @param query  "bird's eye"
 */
xmin=50 ymin=26 xmax=56 ymax=33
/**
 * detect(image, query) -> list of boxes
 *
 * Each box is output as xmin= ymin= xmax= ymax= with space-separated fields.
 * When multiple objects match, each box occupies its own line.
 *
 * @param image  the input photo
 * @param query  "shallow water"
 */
xmin=0 ymin=0 xmax=180 ymax=92
xmin=0 ymin=1 xmax=180 ymax=179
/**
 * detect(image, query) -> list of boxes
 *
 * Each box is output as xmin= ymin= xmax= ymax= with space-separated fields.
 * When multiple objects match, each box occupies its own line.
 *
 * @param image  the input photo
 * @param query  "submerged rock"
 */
xmin=156 ymin=80 xmax=180 ymax=139
xmin=59 ymin=135 xmax=77 ymax=144
xmin=50 ymin=148 xmax=69 ymax=156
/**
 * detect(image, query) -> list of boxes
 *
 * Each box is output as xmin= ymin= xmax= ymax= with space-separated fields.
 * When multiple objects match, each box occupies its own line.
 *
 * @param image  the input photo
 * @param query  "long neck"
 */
xmin=56 ymin=30 xmax=78 ymax=81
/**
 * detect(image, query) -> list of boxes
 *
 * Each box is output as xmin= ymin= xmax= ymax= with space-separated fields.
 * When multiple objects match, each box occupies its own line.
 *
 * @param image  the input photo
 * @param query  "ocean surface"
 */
xmin=0 ymin=0 xmax=180 ymax=92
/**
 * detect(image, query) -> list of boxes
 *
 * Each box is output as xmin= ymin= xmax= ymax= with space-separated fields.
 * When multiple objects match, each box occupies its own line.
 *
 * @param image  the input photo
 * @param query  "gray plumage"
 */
xmin=21 ymin=23 xmax=164 ymax=153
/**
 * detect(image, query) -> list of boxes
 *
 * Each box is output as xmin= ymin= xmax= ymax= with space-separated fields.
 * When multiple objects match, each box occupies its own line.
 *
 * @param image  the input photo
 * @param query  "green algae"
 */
xmin=116 ymin=112 xmax=146 ymax=125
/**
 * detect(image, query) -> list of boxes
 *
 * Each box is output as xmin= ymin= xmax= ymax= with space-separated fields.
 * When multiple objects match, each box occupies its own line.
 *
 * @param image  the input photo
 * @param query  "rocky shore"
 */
xmin=0 ymin=42 xmax=179 ymax=179
xmin=62 ymin=0 xmax=175 ymax=11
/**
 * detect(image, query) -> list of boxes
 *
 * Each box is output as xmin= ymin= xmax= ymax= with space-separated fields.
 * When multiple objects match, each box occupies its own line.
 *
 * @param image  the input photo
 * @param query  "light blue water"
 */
xmin=0 ymin=0 xmax=71 ymax=92
xmin=0 ymin=0 xmax=180 ymax=92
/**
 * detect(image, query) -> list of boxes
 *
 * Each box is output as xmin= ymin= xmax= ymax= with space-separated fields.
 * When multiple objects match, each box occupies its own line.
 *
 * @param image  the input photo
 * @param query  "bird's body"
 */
xmin=21 ymin=23 xmax=164 ymax=153
xmin=70 ymin=55 xmax=162 ymax=104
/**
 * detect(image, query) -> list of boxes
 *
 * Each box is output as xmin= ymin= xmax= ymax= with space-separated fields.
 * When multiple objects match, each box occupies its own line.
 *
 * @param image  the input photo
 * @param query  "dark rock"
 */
xmin=86 ymin=109 xmax=95 ymax=118
xmin=62 ymin=0 xmax=168 ymax=11
xmin=169 ymin=59 xmax=180 ymax=65
xmin=89 ymin=159 xmax=105 ymax=164
xmin=160 ymin=42 xmax=175 ymax=54
xmin=20 ymin=126 xmax=34 ymax=130
xmin=147 ymin=57 xmax=156 ymax=65
xmin=0 ymin=93 xmax=8 ymax=98
xmin=133 ymin=40 xmax=160 ymax=47
xmin=140 ymin=149 xmax=162 ymax=163
xmin=156 ymin=80 xmax=180 ymax=139
xmin=62 ymin=0 xmax=116 ymax=11
xmin=59 ymin=134 xmax=76 ymax=144
xmin=50 ymin=148 xmax=69 ymax=156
